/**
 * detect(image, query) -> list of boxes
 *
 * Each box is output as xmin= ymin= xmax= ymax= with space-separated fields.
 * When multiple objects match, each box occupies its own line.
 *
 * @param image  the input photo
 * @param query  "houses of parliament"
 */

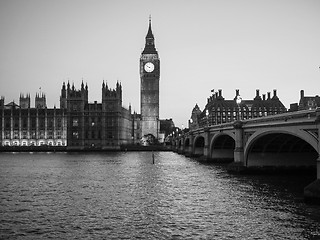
xmin=0 ymin=19 xmax=175 ymax=150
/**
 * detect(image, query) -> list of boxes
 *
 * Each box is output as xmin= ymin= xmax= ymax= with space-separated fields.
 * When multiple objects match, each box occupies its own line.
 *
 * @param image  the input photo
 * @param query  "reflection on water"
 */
xmin=0 ymin=152 xmax=320 ymax=239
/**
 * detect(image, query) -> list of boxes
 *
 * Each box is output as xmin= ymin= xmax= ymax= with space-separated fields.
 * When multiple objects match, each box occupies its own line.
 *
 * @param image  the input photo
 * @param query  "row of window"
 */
xmin=199 ymin=111 xmax=282 ymax=127
xmin=209 ymin=110 xmax=280 ymax=118
xmin=3 ymin=130 xmax=64 ymax=139
xmin=2 ymin=118 xmax=63 ymax=129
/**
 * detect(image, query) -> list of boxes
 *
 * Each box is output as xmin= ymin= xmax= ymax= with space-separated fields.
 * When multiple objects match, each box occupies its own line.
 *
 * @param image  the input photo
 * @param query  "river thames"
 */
xmin=0 ymin=152 xmax=320 ymax=239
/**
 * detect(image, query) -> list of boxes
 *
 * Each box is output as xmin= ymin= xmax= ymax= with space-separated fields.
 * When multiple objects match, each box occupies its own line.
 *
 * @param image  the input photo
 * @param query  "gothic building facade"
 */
xmin=60 ymin=81 xmax=135 ymax=149
xmin=0 ymin=19 xmax=172 ymax=149
xmin=189 ymin=89 xmax=287 ymax=129
xmin=0 ymin=94 xmax=67 ymax=147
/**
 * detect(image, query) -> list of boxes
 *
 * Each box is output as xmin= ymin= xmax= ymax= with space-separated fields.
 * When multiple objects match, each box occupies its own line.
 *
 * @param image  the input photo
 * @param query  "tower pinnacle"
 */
xmin=143 ymin=16 xmax=157 ymax=54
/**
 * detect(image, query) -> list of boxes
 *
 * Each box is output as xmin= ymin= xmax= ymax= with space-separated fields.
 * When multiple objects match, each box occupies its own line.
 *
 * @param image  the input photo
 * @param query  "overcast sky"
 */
xmin=1 ymin=0 xmax=319 ymax=127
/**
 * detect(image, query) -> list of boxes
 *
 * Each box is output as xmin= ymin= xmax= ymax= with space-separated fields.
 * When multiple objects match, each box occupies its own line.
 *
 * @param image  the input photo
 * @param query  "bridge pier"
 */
xmin=228 ymin=120 xmax=247 ymax=173
xmin=184 ymin=134 xmax=193 ymax=157
xmin=304 ymin=108 xmax=320 ymax=204
xmin=203 ymin=129 xmax=210 ymax=161
xmin=304 ymin=156 xmax=320 ymax=204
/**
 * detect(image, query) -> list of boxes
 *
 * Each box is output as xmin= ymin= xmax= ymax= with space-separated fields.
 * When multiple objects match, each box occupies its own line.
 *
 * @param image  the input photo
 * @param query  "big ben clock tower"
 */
xmin=140 ymin=17 xmax=160 ymax=139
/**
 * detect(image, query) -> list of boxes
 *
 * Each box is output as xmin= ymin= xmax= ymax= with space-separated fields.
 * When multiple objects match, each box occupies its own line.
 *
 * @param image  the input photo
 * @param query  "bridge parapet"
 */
xmin=242 ymin=108 xmax=318 ymax=128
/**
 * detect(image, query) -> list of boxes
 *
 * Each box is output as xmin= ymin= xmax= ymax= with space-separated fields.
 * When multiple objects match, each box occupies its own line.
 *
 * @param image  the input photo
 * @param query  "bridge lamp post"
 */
xmin=206 ymin=109 xmax=209 ymax=126
xmin=236 ymin=95 xmax=242 ymax=120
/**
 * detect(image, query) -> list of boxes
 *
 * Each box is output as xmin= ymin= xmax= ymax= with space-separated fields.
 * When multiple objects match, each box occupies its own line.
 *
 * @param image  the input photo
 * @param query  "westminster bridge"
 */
xmin=172 ymin=108 xmax=320 ymax=203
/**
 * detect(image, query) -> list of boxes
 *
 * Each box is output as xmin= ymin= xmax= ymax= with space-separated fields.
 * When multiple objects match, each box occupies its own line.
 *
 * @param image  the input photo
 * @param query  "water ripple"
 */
xmin=0 ymin=152 xmax=319 ymax=239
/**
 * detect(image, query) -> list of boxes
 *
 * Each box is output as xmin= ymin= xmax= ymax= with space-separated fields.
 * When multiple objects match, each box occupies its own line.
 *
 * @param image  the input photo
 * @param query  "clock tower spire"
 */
xmin=140 ymin=17 xmax=160 ymax=140
xmin=142 ymin=16 xmax=157 ymax=55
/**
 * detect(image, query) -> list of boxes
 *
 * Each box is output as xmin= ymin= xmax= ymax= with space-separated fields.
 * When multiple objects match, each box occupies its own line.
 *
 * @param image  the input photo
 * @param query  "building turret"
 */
xmin=60 ymin=82 xmax=67 ymax=109
xmin=66 ymin=82 xmax=88 ymax=112
xmin=0 ymin=96 xmax=4 ymax=109
xmin=35 ymin=92 xmax=46 ymax=108
xmin=189 ymin=104 xmax=202 ymax=130
xmin=20 ymin=93 xmax=31 ymax=109
xmin=102 ymin=81 xmax=123 ymax=112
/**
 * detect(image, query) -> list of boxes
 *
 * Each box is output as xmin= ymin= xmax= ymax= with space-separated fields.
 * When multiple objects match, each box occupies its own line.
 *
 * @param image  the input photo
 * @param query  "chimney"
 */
xmin=218 ymin=89 xmax=222 ymax=97
xmin=236 ymin=89 xmax=239 ymax=96
xmin=267 ymin=92 xmax=271 ymax=100
xmin=262 ymin=94 xmax=266 ymax=101
xmin=256 ymin=89 xmax=260 ymax=97
xmin=273 ymin=89 xmax=277 ymax=97
xmin=300 ymin=90 xmax=304 ymax=99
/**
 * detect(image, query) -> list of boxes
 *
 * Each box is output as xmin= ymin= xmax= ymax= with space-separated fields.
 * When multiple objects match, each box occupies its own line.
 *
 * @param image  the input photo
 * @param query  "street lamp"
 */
xmin=236 ymin=95 xmax=242 ymax=120
xmin=205 ymin=109 xmax=209 ymax=126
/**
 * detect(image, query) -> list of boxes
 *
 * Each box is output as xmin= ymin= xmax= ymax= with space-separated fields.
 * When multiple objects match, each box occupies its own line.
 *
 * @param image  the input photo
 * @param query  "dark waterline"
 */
xmin=0 ymin=152 xmax=319 ymax=239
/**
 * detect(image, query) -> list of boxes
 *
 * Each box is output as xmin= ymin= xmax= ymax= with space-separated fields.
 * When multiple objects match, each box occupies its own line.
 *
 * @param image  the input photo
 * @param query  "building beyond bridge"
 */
xmin=189 ymin=89 xmax=287 ymax=130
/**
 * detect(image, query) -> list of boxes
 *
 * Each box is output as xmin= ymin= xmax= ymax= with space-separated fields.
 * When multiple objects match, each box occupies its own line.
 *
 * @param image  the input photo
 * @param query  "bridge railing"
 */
xmin=180 ymin=108 xmax=319 ymax=139
xmin=241 ymin=108 xmax=318 ymax=127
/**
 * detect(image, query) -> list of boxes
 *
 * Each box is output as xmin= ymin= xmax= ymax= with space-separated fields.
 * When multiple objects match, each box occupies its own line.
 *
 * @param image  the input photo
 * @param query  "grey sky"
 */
xmin=1 ymin=0 xmax=319 ymax=127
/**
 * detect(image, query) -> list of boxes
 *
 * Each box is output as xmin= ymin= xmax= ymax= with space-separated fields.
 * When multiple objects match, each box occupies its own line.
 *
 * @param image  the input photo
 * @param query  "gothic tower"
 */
xmin=140 ymin=17 xmax=160 ymax=138
xmin=19 ymin=93 xmax=31 ymax=109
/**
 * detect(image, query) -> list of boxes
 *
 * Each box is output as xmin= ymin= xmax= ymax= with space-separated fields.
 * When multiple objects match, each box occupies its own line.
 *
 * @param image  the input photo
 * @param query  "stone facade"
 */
xmin=190 ymin=89 xmax=287 ymax=129
xmin=0 ymin=96 xmax=67 ymax=147
xmin=298 ymin=90 xmax=320 ymax=110
xmin=60 ymin=81 xmax=135 ymax=150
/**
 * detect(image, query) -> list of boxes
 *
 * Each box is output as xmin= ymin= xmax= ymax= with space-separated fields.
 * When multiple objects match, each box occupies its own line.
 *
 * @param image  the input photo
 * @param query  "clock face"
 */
xmin=144 ymin=62 xmax=154 ymax=72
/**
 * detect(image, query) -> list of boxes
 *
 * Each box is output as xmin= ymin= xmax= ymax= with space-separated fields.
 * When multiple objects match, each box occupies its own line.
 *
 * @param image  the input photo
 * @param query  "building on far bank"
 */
xmin=298 ymin=90 xmax=320 ymax=110
xmin=189 ymin=89 xmax=287 ymax=130
xmin=0 ymin=94 xmax=67 ymax=147
xmin=289 ymin=90 xmax=320 ymax=112
xmin=0 ymin=19 xmax=175 ymax=149
xmin=60 ymin=81 xmax=135 ymax=150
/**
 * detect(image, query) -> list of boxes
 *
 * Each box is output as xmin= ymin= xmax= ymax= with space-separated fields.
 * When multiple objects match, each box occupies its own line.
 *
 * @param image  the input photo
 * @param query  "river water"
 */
xmin=0 ymin=151 xmax=320 ymax=239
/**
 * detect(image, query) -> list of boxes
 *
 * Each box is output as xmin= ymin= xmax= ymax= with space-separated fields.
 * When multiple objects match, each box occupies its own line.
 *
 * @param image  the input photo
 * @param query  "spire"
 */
xmin=146 ymin=15 xmax=154 ymax=39
xmin=81 ymin=79 xmax=84 ymax=89
xmin=142 ymin=16 xmax=157 ymax=54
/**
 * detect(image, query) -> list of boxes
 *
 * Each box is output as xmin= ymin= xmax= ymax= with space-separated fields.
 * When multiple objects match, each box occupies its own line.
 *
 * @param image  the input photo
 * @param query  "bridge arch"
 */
xmin=184 ymin=138 xmax=190 ymax=148
xmin=194 ymin=135 xmax=205 ymax=156
xmin=209 ymin=132 xmax=235 ymax=162
xmin=245 ymin=129 xmax=318 ymax=167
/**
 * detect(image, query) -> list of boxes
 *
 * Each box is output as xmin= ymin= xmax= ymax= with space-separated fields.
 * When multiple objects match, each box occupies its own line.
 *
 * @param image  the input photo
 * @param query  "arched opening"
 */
xmin=194 ymin=136 xmax=205 ymax=156
xmin=185 ymin=138 xmax=190 ymax=148
xmin=247 ymin=133 xmax=318 ymax=170
xmin=210 ymin=134 xmax=235 ymax=162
